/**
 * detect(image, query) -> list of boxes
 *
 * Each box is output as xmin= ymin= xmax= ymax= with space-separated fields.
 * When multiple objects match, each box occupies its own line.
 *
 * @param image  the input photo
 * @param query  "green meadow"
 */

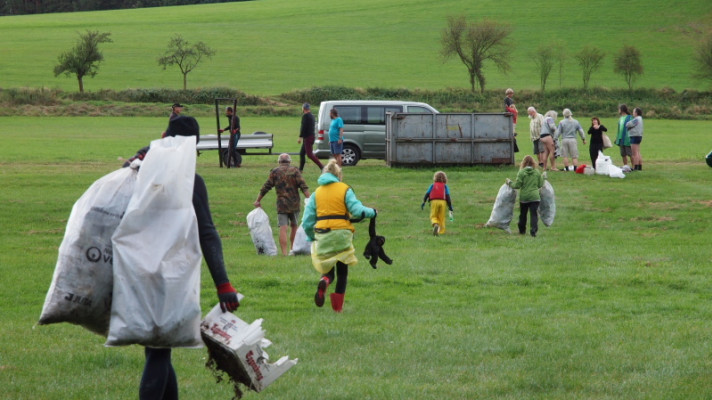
xmin=2 ymin=115 xmax=712 ymax=399
xmin=2 ymin=0 xmax=712 ymax=398
xmin=1 ymin=0 xmax=711 ymax=95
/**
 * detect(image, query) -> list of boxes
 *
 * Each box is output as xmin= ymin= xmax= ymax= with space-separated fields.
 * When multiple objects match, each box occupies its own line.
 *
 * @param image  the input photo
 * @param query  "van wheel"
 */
xmin=341 ymin=144 xmax=360 ymax=166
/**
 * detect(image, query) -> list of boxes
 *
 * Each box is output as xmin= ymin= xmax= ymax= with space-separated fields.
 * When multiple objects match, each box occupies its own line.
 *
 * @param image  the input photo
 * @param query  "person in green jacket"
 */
xmin=507 ymin=155 xmax=544 ymax=237
xmin=615 ymin=104 xmax=633 ymax=168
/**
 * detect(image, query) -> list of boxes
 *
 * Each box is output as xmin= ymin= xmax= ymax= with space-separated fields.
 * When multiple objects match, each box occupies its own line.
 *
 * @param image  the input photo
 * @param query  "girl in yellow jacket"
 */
xmin=301 ymin=160 xmax=376 ymax=312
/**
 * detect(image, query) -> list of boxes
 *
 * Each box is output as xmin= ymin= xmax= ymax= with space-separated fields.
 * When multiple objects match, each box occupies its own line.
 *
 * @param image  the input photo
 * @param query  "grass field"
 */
xmin=1 ymin=0 xmax=712 ymax=95
xmin=1 ymin=116 xmax=712 ymax=399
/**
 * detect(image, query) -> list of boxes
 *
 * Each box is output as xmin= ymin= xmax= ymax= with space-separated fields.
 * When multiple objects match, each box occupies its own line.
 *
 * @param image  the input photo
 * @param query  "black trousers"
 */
xmin=518 ymin=201 xmax=540 ymax=236
xmin=323 ymin=261 xmax=348 ymax=294
xmin=140 ymin=347 xmax=178 ymax=400
xmin=590 ymin=143 xmax=604 ymax=168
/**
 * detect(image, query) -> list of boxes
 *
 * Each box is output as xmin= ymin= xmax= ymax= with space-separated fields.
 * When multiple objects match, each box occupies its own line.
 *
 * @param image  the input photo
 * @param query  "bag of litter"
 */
xmin=201 ymin=304 xmax=298 ymax=396
xmin=38 ymin=165 xmax=138 ymax=336
xmin=107 ymin=136 xmax=203 ymax=348
xmin=289 ymin=225 xmax=311 ymax=255
xmin=538 ymin=180 xmax=556 ymax=227
xmin=485 ymin=183 xmax=517 ymax=233
xmin=608 ymin=164 xmax=626 ymax=179
xmin=595 ymin=151 xmax=611 ymax=175
xmin=246 ymin=208 xmax=278 ymax=256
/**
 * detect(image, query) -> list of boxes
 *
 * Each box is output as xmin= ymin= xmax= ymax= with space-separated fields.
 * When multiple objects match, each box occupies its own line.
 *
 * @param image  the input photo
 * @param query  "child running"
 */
xmin=421 ymin=171 xmax=453 ymax=236
xmin=506 ymin=155 xmax=544 ymax=237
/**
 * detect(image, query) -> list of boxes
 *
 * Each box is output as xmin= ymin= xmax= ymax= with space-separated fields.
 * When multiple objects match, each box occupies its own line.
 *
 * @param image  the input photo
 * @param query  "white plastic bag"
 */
xmin=289 ymin=226 xmax=311 ymax=255
xmin=538 ymin=180 xmax=556 ymax=227
xmin=38 ymin=166 xmax=138 ymax=336
xmin=201 ymin=304 xmax=298 ymax=393
xmin=107 ymin=136 xmax=203 ymax=348
xmin=485 ymin=183 xmax=517 ymax=233
xmin=595 ymin=151 xmax=611 ymax=175
xmin=608 ymin=164 xmax=626 ymax=179
xmin=246 ymin=208 xmax=278 ymax=256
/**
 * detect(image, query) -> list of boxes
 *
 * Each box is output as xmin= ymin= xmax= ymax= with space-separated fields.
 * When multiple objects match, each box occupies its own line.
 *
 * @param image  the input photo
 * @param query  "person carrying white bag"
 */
xmin=108 ymin=116 xmax=241 ymax=400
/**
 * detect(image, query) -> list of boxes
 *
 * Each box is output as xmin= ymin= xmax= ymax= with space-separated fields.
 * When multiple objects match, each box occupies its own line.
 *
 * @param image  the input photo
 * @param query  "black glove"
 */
xmin=217 ymin=282 xmax=240 ymax=312
xmin=421 ymin=202 xmax=425 ymax=210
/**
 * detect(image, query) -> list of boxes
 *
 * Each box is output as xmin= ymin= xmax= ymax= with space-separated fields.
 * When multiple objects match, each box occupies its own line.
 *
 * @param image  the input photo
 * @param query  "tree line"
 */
xmin=0 ymin=0 xmax=250 ymax=16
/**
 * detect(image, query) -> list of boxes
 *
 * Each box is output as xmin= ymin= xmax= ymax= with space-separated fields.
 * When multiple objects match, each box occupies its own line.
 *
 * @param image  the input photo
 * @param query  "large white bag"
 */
xmin=107 ymin=136 xmax=203 ymax=348
xmin=485 ymin=183 xmax=517 ymax=233
xmin=201 ymin=304 xmax=298 ymax=394
xmin=289 ymin=225 xmax=311 ymax=255
xmin=38 ymin=165 xmax=138 ymax=336
xmin=538 ymin=180 xmax=556 ymax=227
xmin=246 ymin=208 xmax=278 ymax=256
xmin=595 ymin=151 xmax=611 ymax=175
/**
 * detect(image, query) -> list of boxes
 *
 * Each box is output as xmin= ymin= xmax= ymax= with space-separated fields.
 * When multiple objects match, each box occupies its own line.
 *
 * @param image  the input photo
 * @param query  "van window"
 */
xmin=407 ymin=106 xmax=432 ymax=113
xmin=366 ymin=106 xmax=402 ymax=125
xmin=335 ymin=106 xmax=361 ymax=124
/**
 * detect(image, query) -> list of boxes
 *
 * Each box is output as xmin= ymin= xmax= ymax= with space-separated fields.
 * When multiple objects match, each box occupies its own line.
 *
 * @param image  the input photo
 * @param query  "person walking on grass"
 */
xmin=528 ymin=106 xmax=545 ymax=168
xmin=328 ymin=108 xmax=344 ymax=166
xmin=615 ymin=104 xmax=633 ymax=168
xmin=506 ymin=155 xmax=544 ymax=237
xmin=301 ymin=160 xmax=376 ymax=312
xmin=298 ymin=103 xmax=324 ymax=172
xmin=124 ymin=116 xmax=240 ymax=400
xmin=626 ymin=107 xmax=644 ymax=171
xmin=421 ymin=171 xmax=454 ymax=236
xmin=554 ymin=108 xmax=586 ymax=171
xmin=254 ymin=153 xmax=311 ymax=256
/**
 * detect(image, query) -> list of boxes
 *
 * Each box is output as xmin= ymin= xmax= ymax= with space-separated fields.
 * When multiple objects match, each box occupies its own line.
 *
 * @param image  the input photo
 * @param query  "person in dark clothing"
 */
xmin=298 ymin=103 xmax=324 ymax=171
xmin=219 ymin=107 xmax=241 ymax=167
xmin=124 ymin=115 xmax=240 ymax=400
xmin=587 ymin=117 xmax=607 ymax=168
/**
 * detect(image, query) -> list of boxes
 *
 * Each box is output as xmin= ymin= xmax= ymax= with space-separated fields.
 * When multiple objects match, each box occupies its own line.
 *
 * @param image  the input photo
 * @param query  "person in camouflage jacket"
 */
xmin=254 ymin=153 xmax=311 ymax=255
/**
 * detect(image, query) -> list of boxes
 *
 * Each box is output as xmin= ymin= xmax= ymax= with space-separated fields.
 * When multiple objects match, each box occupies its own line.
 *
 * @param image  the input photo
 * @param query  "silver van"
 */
xmin=314 ymin=100 xmax=439 ymax=166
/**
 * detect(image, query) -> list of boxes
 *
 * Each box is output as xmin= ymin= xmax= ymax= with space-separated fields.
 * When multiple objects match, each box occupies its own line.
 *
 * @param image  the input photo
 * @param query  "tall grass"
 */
xmin=1 ymin=116 xmax=712 ymax=399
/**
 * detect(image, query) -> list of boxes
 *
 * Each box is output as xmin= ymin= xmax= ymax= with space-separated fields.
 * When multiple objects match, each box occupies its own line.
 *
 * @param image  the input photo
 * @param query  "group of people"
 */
xmin=501 ymin=89 xmax=645 ymax=172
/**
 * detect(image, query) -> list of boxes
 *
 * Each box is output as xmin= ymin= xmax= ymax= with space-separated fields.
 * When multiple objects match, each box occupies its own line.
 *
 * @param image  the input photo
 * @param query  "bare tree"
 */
xmin=692 ymin=33 xmax=712 ymax=84
xmin=553 ymin=40 xmax=567 ymax=88
xmin=574 ymin=45 xmax=605 ymax=90
xmin=157 ymin=34 xmax=215 ymax=90
xmin=613 ymin=45 xmax=644 ymax=90
xmin=441 ymin=16 xmax=512 ymax=93
xmin=533 ymin=45 xmax=555 ymax=92
xmin=53 ymin=30 xmax=112 ymax=93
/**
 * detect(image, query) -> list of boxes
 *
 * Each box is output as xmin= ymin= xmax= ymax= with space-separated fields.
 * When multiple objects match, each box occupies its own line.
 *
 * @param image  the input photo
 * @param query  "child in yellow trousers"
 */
xmin=421 ymin=171 xmax=453 ymax=236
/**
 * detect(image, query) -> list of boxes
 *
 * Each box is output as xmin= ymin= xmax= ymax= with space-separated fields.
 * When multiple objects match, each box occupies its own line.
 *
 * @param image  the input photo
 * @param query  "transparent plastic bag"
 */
xmin=485 ymin=183 xmax=517 ymax=233
xmin=538 ymin=180 xmax=556 ymax=227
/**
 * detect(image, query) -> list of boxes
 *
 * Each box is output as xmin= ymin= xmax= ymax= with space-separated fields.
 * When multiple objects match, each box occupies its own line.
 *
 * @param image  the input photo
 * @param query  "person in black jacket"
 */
xmin=297 ymin=103 xmax=324 ymax=171
xmin=125 ymin=116 xmax=240 ymax=400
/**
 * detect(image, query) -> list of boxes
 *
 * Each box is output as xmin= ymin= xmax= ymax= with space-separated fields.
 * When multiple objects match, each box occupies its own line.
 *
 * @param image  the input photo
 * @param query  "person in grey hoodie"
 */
xmin=506 ymin=155 xmax=544 ymax=237
xmin=554 ymin=108 xmax=586 ymax=171
xmin=625 ymin=107 xmax=644 ymax=171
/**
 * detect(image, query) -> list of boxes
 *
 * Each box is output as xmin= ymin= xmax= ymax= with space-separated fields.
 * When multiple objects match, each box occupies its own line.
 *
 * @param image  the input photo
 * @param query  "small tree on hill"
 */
xmin=692 ymin=33 xmax=712 ymax=85
xmin=533 ymin=45 xmax=555 ymax=92
xmin=441 ymin=16 xmax=512 ymax=94
xmin=53 ymin=30 xmax=113 ymax=93
xmin=614 ymin=45 xmax=644 ymax=90
xmin=574 ymin=45 xmax=605 ymax=90
xmin=158 ymin=34 xmax=215 ymax=90
xmin=554 ymin=40 xmax=567 ymax=88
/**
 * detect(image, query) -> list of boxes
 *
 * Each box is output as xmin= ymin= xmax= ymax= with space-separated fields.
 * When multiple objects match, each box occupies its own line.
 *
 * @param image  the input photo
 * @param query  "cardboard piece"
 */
xmin=200 ymin=304 xmax=297 ymax=393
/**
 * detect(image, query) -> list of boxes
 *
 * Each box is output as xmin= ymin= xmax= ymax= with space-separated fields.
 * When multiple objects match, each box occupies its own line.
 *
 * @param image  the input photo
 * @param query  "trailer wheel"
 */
xmin=221 ymin=149 xmax=242 ymax=167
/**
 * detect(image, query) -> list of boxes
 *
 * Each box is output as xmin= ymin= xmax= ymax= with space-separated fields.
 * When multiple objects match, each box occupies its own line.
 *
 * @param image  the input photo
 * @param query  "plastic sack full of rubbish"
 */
xmin=107 ymin=136 xmax=203 ymax=348
xmin=201 ymin=303 xmax=298 ymax=396
xmin=289 ymin=225 xmax=311 ymax=255
xmin=38 ymin=165 xmax=138 ymax=336
xmin=595 ymin=151 xmax=611 ymax=175
xmin=485 ymin=183 xmax=517 ymax=233
xmin=246 ymin=208 xmax=278 ymax=256
xmin=538 ymin=180 xmax=556 ymax=227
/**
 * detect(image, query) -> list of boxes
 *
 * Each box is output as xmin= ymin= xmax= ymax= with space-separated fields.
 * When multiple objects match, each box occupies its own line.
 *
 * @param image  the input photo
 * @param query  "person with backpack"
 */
xmin=421 ymin=171 xmax=454 ymax=236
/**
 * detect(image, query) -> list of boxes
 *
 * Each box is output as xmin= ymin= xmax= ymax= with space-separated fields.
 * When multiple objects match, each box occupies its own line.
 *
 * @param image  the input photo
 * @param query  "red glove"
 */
xmin=217 ymin=282 xmax=240 ymax=312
